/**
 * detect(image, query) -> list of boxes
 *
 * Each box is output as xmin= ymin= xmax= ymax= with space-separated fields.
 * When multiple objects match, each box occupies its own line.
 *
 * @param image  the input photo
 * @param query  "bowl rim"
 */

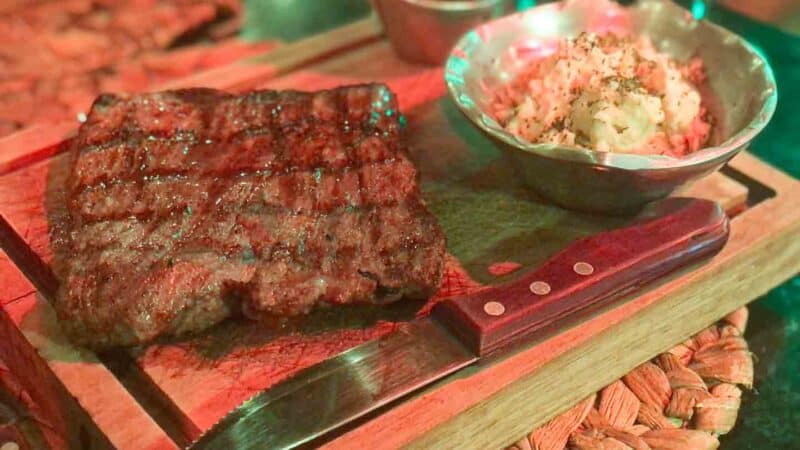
xmin=444 ymin=1 xmax=779 ymax=171
xmin=403 ymin=0 xmax=505 ymax=11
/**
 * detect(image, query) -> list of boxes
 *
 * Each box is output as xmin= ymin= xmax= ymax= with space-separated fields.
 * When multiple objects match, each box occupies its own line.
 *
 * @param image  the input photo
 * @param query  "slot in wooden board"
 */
xmin=0 ymin=256 xmax=177 ymax=450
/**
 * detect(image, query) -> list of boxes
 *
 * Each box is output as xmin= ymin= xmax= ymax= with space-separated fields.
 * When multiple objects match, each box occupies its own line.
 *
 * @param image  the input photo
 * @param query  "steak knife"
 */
xmin=192 ymin=197 xmax=729 ymax=449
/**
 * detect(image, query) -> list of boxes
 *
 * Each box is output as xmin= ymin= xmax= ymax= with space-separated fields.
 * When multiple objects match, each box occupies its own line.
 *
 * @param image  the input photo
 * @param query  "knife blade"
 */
xmin=191 ymin=197 xmax=729 ymax=449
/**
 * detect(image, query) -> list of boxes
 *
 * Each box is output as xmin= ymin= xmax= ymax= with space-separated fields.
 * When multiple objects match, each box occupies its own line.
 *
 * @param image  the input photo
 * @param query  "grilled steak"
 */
xmin=53 ymin=85 xmax=445 ymax=349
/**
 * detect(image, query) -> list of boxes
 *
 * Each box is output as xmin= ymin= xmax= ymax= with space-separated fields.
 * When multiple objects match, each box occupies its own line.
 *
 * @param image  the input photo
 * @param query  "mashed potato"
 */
xmin=492 ymin=33 xmax=711 ymax=157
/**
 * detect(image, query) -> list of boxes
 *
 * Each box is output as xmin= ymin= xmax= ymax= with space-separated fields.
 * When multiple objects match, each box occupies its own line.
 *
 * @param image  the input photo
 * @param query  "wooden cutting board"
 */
xmin=1 ymin=24 xmax=799 ymax=450
xmin=127 ymin=40 xmax=751 ymax=439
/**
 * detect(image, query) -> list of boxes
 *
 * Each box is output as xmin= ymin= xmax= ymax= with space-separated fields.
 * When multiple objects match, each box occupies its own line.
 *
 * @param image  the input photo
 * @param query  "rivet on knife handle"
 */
xmin=431 ymin=198 xmax=730 ymax=357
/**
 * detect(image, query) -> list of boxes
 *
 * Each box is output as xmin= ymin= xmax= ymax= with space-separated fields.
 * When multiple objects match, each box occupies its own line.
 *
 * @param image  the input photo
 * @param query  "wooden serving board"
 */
xmin=1 ymin=23 xmax=799 ymax=450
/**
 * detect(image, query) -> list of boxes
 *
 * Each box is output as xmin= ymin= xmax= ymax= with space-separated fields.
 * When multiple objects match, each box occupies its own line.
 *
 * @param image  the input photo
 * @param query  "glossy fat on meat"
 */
xmin=53 ymin=84 xmax=446 ymax=349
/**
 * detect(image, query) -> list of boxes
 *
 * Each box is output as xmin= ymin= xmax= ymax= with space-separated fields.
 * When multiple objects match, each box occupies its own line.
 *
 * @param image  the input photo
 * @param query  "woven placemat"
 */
xmin=508 ymin=307 xmax=752 ymax=450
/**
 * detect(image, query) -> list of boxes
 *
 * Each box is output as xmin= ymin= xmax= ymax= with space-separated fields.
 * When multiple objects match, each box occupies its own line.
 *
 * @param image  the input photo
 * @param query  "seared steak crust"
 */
xmin=54 ymin=85 xmax=445 ymax=349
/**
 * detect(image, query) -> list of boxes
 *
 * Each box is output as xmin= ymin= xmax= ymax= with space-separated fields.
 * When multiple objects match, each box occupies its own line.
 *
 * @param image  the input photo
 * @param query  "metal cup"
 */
xmin=372 ymin=0 xmax=512 ymax=65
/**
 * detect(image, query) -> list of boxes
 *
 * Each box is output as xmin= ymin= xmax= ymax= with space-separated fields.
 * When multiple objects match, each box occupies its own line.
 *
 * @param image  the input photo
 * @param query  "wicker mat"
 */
xmin=507 ymin=308 xmax=752 ymax=450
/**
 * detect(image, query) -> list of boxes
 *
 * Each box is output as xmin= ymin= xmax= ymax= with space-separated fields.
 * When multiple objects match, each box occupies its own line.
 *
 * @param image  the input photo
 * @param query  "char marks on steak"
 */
xmin=53 ymin=84 xmax=445 ymax=349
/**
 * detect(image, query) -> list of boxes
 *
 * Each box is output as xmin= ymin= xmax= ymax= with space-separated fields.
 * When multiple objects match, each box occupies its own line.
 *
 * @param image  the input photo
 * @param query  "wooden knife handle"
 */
xmin=431 ymin=198 xmax=730 ymax=357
